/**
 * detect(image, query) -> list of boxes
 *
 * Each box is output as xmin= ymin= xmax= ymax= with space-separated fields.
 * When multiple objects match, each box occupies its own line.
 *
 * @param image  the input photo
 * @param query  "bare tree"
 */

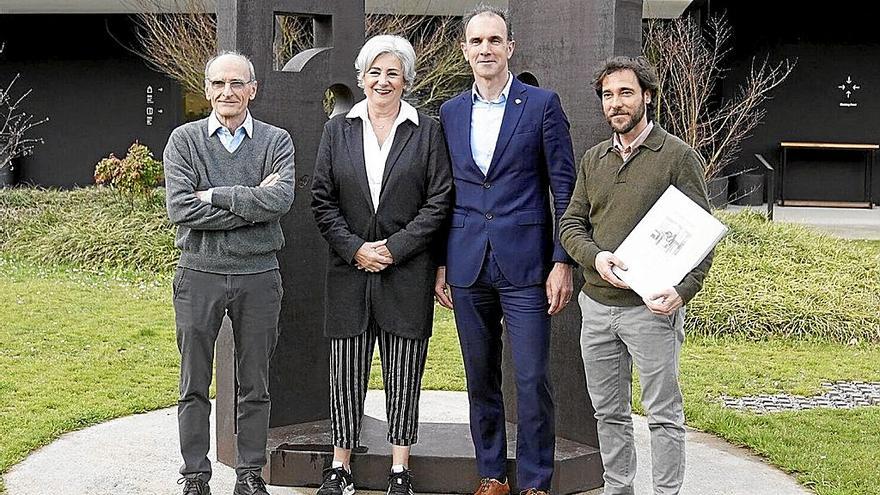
xmin=128 ymin=1 xmax=470 ymax=115
xmin=644 ymin=14 xmax=795 ymax=179
xmin=0 ymin=43 xmax=49 ymax=173
xmin=129 ymin=0 xmax=216 ymax=96
xmin=365 ymin=14 xmax=471 ymax=114
xmin=272 ymin=15 xmax=315 ymax=71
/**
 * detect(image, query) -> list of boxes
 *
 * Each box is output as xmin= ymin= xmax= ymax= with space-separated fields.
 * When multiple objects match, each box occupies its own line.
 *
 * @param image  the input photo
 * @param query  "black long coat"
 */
xmin=310 ymin=110 xmax=453 ymax=340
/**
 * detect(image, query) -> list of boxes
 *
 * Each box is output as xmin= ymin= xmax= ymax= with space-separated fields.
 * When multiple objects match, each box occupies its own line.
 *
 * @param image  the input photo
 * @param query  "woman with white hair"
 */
xmin=311 ymin=34 xmax=453 ymax=495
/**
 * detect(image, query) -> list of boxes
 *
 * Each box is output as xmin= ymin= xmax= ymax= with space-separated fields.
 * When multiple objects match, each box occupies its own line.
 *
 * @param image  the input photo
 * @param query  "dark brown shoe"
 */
xmin=519 ymin=489 xmax=549 ymax=495
xmin=475 ymin=478 xmax=510 ymax=495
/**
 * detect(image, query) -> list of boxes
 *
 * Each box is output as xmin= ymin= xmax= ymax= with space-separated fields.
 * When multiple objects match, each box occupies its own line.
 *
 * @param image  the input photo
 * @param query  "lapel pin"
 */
xmin=515 ymin=98 xmax=522 ymax=105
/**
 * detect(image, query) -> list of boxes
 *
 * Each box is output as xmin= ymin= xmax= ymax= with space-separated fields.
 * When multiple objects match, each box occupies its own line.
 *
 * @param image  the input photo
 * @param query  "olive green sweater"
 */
xmin=559 ymin=124 xmax=713 ymax=307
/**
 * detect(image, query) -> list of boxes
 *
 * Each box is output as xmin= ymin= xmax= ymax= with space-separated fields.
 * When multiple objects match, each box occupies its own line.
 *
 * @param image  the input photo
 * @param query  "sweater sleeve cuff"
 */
xmin=673 ymin=282 xmax=698 ymax=304
xmin=211 ymin=186 xmax=234 ymax=211
xmin=574 ymin=244 xmax=601 ymax=271
xmin=385 ymin=235 xmax=411 ymax=265
xmin=343 ymin=238 xmax=365 ymax=264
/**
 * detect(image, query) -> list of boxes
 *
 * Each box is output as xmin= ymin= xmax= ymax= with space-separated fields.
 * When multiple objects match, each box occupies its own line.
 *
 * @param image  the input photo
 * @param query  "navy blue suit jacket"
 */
xmin=439 ymin=78 xmax=576 ymax=288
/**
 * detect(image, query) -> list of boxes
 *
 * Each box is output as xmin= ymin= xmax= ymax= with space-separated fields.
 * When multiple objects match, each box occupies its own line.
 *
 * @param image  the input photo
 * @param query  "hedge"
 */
xmin=1 ymin=187 xmax=877 ymax=342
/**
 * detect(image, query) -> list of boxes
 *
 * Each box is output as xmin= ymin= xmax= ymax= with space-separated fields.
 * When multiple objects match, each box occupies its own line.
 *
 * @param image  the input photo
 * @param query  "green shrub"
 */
xmin=688 ymin=210 xmax=880 ymax=342
xmin=94 ymin=142 xmax=164 ymax=202
xmin=0 ymin=186 xmax=176 ymax=273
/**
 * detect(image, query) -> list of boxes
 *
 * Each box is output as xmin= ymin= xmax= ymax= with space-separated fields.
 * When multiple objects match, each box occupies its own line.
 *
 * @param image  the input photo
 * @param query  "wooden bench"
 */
xmin=779 ymin=142 xmax=876 ymax=208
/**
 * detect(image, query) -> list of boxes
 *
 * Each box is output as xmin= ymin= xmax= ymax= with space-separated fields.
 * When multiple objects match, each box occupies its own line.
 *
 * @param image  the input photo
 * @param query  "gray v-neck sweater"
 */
xmin=163 ymin=117 xmax=296 ymax=274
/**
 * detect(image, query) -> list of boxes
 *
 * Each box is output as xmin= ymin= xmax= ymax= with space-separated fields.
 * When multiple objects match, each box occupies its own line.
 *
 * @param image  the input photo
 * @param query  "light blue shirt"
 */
xmin=470 ymin=73 xmax=514 ymax=176
xmin=201 ymin=110 xmax=255 ymax=204
xmin=208 ymin=110 xmax=254 ymax=153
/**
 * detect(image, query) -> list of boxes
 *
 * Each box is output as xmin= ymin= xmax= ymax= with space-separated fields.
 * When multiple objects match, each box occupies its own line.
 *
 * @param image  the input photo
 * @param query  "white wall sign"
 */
xmin=838 ymin=75 xmax=860 ymax=108
xmin=146 ymin=85 xmax=165 ymax=125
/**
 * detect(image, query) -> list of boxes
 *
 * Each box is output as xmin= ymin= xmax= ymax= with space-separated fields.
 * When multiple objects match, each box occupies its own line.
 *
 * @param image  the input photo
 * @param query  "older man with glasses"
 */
xmin=163 ymin=51 xmax=296 ymax=495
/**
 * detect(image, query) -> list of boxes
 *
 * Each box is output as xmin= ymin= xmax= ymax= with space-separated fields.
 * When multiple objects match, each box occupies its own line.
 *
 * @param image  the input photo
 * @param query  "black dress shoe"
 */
xmin=234 ymin=470 xmax=270 ymax=495
xmin=177 ymin=475 xmax=211 ymax=495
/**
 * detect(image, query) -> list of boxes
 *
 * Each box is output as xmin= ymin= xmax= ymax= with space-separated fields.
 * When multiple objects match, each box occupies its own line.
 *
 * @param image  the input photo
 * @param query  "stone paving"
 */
xmin=726 ymin=204 xmax=880 ymax=240
xmin=722 ymin=380 xmax=880 ymax=413
xmin=5 ymin=391 xmax=811 ymax=495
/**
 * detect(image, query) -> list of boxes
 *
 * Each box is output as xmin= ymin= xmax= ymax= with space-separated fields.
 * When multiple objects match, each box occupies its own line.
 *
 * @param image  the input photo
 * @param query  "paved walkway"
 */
xmin=4 ymin=391 xmax=809 ymax=494
xmin=728 ymin=204 xmax=880 ymax=239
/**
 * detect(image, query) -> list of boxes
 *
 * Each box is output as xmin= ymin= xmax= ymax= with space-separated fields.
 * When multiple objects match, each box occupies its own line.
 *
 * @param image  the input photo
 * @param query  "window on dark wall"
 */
xmin=273 ymin=13 xmax=319 ymax=71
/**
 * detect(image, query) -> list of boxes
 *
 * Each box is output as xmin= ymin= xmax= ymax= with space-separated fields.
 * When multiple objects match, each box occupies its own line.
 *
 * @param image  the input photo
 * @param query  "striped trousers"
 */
xmin=329 ymin=321 xmax=429 ymax=449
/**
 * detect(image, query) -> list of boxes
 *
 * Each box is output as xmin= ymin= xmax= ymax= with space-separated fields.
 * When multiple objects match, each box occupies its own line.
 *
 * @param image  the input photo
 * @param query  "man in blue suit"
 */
xmin=435 ymin=6 xmax=576 ymax=495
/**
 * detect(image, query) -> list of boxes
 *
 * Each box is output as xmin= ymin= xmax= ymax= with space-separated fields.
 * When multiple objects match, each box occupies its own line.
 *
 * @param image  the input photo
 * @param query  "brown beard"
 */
xmin=607 ymin=99 xmax=646 ymax=135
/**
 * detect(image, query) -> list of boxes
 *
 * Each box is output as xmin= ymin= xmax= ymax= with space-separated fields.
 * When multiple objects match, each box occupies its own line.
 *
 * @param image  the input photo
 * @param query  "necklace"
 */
xmin=373 ymin=118 xmax=395 ymax=131
xmin=369 ymin=107 xmax=397 ymax=131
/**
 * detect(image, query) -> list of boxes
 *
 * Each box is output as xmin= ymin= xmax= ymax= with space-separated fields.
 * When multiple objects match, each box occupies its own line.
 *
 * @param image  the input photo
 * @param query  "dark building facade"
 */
xmin=700 ymin=0 xmax=880 ymax=206
xmin=20 ymin=0 xmax=872 ymax=205
xmin=1 ymin=0 xmax=689 ymax=189
xmin=0 ymin=14 xmax=181 ymax=187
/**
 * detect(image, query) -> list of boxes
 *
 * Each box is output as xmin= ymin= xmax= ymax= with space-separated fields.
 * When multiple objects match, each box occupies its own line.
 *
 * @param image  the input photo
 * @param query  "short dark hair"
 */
xmin=591 ymin=55 xmax=660 ymax=98
xmin=461 ymin=4 xmax=513 ymax=41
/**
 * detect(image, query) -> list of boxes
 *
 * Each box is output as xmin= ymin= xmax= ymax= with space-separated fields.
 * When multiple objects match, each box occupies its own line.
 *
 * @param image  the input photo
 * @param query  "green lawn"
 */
xmin=2 ymin=257 xmax=880 ymax=495
xmin=369 ymin=304 xmax=466 ymax=391
xmin=0 ymin=260 xmax=179 ymax=493
xmin=672 ymin=339 xmax=880 ymax=495
xmin=421 ymin=308 xmax=880 ymax=494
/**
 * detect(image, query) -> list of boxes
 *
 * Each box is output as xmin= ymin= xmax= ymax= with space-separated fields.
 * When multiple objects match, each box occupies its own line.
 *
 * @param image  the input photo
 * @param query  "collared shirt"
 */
xmin=346 ymin=98 xmax=419 ymax=211
xmin=208 ymin=110 xmax=254 ymax=153
xmin=201 ymin=111 xmax=255 ymax=204
xmin=612 ymin=120 xmax=654 ymax=163
xmin=470 ymin=72 xmax=514 ymax=176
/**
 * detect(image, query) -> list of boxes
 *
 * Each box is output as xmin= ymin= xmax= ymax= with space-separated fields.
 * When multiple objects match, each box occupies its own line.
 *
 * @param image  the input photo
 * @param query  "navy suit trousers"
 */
xmin=451 ymin=249 xmax=556 ymax=490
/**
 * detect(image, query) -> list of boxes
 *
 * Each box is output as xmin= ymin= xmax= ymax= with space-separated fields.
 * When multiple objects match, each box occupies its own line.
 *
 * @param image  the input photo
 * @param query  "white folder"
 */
xmin=611 ymin=185 xmax=728 ymax=299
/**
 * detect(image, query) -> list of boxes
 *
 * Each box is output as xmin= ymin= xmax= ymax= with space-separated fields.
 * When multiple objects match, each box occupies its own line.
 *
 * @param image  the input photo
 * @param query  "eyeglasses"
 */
xmin=207 ymin=79 xmax=254 ymax=91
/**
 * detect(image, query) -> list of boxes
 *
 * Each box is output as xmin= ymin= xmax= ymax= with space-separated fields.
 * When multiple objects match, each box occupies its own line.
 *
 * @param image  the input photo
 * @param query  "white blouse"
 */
xmin=346 ymin=99 xmax=419 ymax=211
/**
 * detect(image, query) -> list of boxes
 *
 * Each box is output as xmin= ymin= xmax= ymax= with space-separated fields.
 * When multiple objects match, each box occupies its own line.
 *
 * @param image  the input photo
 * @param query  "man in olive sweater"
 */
xmin=559 ymin=56 xmax=712 ymax=495
xmin=164 ymin=52 xmax=295 ymax=495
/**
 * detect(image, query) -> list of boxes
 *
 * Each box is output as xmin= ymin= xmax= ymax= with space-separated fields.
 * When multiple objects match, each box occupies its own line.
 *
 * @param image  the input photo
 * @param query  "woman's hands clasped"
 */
xmin=354 ymin=239 xmax=394 ymax=272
